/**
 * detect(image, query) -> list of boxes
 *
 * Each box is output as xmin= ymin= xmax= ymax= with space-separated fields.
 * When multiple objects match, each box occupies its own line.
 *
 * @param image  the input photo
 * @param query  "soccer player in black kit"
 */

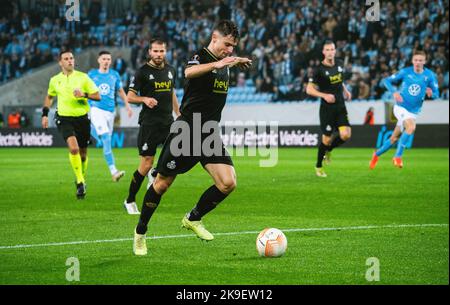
xmin=306 ymin=41 xmax=352 ymax=178
xmin=133 ymin=20 xmax=252 ymax=255
xmin=124 ymin=38 xmax=181 ymax=215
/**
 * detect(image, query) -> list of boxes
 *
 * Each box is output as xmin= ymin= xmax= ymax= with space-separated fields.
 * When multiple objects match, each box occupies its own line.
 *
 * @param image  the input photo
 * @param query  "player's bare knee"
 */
xmin=406 ymin=126 xmax=416 ymax=134
xmin=217 ymin=178 xmax=236 ymax=194
xmin=322 ymin=138 xmax=332 ymax=146
xmin=341 ymin=133 xmax=351 ymax=141
xmin=69 ymin=148 xmax=79 ymax=155
xmin=153 ymin=177 xmax=172 ymax=194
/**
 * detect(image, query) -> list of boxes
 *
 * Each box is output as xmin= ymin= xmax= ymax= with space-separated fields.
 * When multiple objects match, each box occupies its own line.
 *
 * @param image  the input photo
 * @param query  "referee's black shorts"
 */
xmin=54 ymin=112 xmax=91 ymax=148
xmin=319 ymin=104 xmax=351 ymax=136
xmin=137 ymin=123 xmax=172 ymax=156
xmin=155 ymin=116 xmax=233 ymax=177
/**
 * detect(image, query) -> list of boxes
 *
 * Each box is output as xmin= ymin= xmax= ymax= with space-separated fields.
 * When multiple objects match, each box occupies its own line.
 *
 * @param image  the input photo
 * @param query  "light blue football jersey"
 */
xmin=383 ymin=66 xmax=439 ymax=114
xmin=88 ymin=69 xmax=123 ymax=112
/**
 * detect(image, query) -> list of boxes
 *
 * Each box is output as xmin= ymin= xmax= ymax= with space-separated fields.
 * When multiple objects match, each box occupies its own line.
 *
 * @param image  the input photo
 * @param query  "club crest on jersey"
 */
xmin=408 ymin=84 xmax=421 ymax=96
xmin=325 ymin=71 xmax=330 ymax=76
xmin=98 ymin=83 xmax=111 ymax=95
xmin=167 ymin=160 xmax=176 ymax=170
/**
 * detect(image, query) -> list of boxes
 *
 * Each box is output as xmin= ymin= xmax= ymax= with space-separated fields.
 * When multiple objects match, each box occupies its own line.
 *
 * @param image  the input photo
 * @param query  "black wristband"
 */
xmin=84 ymin=93 xmax=89 ymax=98
xmin=42 ymin=107 xmax=49 ymax=117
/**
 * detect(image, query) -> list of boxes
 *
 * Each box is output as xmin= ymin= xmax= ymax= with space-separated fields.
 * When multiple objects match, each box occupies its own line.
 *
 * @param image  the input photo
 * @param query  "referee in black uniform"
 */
xmin=124 ymin=38 xmax=181 ymax=215
xmin=306 ymin=40 xmax=352 ymax=178
xmin=132 ymin=20 xmax=252 ymax=255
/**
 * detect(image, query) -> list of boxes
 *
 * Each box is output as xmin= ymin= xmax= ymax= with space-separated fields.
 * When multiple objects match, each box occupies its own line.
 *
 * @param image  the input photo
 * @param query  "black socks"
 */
xmin=136 ymin=184 xmax=162 ymax=235
xmin=127 ymin=170 xmax=145 ymax=203
xmin=188 ymin=185 xmax=228 ymax=221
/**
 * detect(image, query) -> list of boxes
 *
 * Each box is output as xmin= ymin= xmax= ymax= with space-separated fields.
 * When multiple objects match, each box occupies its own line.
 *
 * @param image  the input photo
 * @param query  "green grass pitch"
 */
xmin=0 ymin=147 xmax=448 ymax=285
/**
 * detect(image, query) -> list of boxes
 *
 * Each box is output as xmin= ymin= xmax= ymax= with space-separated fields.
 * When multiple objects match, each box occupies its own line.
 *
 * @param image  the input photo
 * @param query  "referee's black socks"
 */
xmin=127 ymin=170 xmax=145 ymax=203
xmin=136 ymin=184 xmax=162 ymax=235
xmin=317 ymin=142 xmax=331 ymax=168
xmin=188 ymin=185 xmax=228 ymax=221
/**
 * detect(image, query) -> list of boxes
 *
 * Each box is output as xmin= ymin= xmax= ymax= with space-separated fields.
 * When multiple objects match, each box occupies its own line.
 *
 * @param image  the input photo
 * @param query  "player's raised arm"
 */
xmin=306 ymin=82 xmax=335 ymax=103
xmin=127 ymin=70 xmax=158 ymax=108
xmin=383 ymin=69 xmax=406 ymax=102
xmin=127 ymin=90 xmax=158 ymax=109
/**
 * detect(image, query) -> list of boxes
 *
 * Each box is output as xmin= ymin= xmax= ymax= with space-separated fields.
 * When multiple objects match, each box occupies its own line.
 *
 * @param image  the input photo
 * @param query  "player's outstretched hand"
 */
xmin=323 ymin=94 xmax=336 ymax=104
xmin=393 ymin=92 xmax=403 ymax=103
xmin=215 ymin=57 xmax=238 ymax=69
xmin=426 ymin=87 xmax=433 ymax=98
xmin=42 ymin=116 xmax=48 ymax=129
xmin=142 ymin=97 xmax=158 ymax=108
xmin=234 ymin=57 xmax=252 ymax=70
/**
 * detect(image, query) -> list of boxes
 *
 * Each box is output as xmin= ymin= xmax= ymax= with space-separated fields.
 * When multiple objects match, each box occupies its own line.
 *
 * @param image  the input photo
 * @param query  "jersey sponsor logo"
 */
xmin=98 ymin=83 xmax=111 ymax=95
xmin=154 ymin=80 xmax=172 ymax=92
xmin=326 ymin=125 xmax=332 ymax=132
xmin=149 ymin=74 xmax=155 ymax=80
xmin=142 ymin=143 xmax=148 ymax=151
xmin=168 ymin=71 xmax=173 ymax=79
xmin=167 ymin=160 xmax=176 ymax=170
xmin=213 ymin=79 xmax=229 ymax=94
xmin=408 ymin=84 xmax=421 ymax=96
xmin=329 ymin=73 xmax=342 ymax=84
xmin=338 ymin=66 xmax=343 ymax=72
xmin=129 ymin=76 xmax=135 ymax=88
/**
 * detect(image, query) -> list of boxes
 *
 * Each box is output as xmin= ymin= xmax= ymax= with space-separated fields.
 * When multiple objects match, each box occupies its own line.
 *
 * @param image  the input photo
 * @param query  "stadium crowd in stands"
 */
xmin=0 ymin=0 xmax=448 ymax=101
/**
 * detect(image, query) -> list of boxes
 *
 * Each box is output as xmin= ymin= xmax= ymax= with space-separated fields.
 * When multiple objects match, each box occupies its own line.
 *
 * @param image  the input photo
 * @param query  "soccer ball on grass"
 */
xmin=256 ymin=228 xmax=287 ymax=258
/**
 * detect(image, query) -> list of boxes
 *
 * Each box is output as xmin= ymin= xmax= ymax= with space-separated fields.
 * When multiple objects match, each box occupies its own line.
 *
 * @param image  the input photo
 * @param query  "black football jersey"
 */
xmin=309 ymin=59 xmax=346 ymax=105
xmin=129 ymin=62 xmax=176 ymax=125
xmin=180 ymin=48 xmax=230 ymax=123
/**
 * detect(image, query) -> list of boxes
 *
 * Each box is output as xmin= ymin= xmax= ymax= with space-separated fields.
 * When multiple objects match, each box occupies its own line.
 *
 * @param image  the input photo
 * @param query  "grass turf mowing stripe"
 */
xmin=0 ymin=223 xmax=447 ymax=250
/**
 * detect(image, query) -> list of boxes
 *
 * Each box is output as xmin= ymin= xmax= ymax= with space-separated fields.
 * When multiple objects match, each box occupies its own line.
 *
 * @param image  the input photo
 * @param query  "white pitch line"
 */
xmin=0 ymin=223 xmax=447 ymax=250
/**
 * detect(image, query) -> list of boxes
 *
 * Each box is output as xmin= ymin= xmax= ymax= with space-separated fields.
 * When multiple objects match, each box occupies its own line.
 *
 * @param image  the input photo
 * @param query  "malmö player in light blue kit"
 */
xmin=370 ymin=50 xmax=439 ymax=169
xmin=89 ymin=51 xmax=133 ymax=181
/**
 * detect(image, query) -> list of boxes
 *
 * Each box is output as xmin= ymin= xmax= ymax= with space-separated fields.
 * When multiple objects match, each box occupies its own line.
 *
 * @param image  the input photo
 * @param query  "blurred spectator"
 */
xmin=7 ymin=110 xmax=21 ymax=128
xmin=0 ymin=111 xmax=3 ymax=128
xmin=237 ymin=72 xmax=246 ymax=87
xmin=358 ymin=80 xmax=370 ymax=100
xmin=0 ymin=0 xmax=448 ymax=102
xmin=113 ymin=54 xmax=127 ymax=76
xmin=364 ymin=107 xmax=375 ymax=125
xmin=19 ymin=109 xmax=29 ymax=127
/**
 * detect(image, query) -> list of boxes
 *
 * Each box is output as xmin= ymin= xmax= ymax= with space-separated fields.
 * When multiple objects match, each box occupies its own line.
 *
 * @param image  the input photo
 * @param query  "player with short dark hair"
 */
xmin=123 ymin=39 xmax=181 ymax=215
xmin=88 ymin=50 xmax=133 ymax=182
xmin=133 ymin=20 xmax=252 ymax=255
xmin=369 ymin=49 xmax=439 ymax=169
xmin=42 ymin=50 xmax=101 ymax=199
xmin=306 ymin=41 xmax=352 ymax=178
